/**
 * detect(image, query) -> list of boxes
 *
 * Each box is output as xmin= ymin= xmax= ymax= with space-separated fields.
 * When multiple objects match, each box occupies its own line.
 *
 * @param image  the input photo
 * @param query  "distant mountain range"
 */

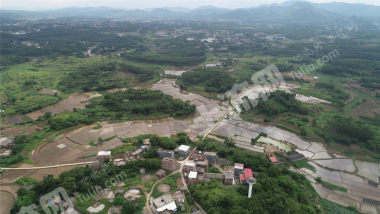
xmin=1 ymin=1 xmax=380 ymax=23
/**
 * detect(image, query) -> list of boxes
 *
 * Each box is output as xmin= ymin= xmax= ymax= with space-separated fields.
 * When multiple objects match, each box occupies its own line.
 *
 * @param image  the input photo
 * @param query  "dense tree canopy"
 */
xmin=181 ymin=68 xmax=235 ymax=93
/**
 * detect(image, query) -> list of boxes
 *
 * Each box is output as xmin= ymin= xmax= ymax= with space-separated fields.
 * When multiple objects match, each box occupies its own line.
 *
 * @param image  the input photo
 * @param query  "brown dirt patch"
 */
xmin=351 ymin=99 xmax=380 ymax=118
xmin=157 ymin=184 xmax=170 ymax=193
xmin=0 ymin=190 xmax=15 ymax=214
xmin=141 ymin=174 xmax=155 ymax=182
xmin=38 ymin=88 xmax=61 ymax=95
xmin=0 ymin=125 xmax=43 ymax=137
xmin=26 ymin=92 xmax=100 ymax=120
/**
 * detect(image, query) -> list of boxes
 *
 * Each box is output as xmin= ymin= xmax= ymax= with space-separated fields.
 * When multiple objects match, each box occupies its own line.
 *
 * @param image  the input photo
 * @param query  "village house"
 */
xmin=224 ymin=171 xmax=234 ymax=185
xmin=97 ymin=151 xmax=111 ymax=161
xmin=156 ymin=169 xmax=167 ymax=179
xmin=189 ymin=150 xmax=204 ymax=161
xmin=182 ymin=161 xmax=196 ymax=173
xmin=176 ymin=145 xmax=191 ymax=157
xmin=151 ymin=194 xmax=177 ymax=214
xmin=269 ymin=156 xmax=279 ymax=164
xmin=0 ymin=137 xmax=13 ymax=148
xmin=157 ymin=149 xmax=174 ymax=159
xmin=187 ymin=171 xmax=202 ymax=185
xmin=142 ymin=138 xmax=151 ymax=150
xmin=234 ymin=163 xmax=244 ymax=177
xmin=204 ymin=152 xmax=217 ymax=164
xmin=239 ymin=168 xmax=253 ymax=184
xmin=161 ymin=158 xmax=180 ymax=171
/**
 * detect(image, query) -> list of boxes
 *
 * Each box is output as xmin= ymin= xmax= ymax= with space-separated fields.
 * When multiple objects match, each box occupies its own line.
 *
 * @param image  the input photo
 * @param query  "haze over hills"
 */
xmin=1 ymin=1 xmax=380 ymax=22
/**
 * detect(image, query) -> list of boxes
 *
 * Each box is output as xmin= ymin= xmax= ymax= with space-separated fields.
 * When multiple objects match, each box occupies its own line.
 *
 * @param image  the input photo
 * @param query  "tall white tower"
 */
xmin=246 ymin=177 xmax=257 ymax=198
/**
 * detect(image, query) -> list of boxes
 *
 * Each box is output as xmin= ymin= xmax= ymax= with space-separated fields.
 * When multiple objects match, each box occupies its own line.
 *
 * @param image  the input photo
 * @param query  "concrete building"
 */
xmin=183 ymin=161 xmax=196 ymax=173
xmin=113 ymin=159 xmax=126 ymax=166
xmin=143 ymin=138 xmax=151 ymax=150
xmin=204 ymin=152 xmax=217 ymax=164
xmin=97 ymin=151 xmax=111 ymax=161
xmin=188 ymin=171 xmax=198 ymax=185
xmin=157 ymin=149 xmax=174 ymax=159
xmin=224 ymin=171 xmax=234 ymax=185
xmin=176 ymin=145 xmax=191 ymax=157
xmin=161 ymin=158 xmax=180 ymax=171
xmin=189 ymin=150 xmax=204 ymax=161
xmin=195 ymin=159 xmax=209 ymax=173
xmin=0 ymin=137 xmax=13 ymax=148
xmin=151 ymin=194 xmax=177 ymax=214
xmin=234 ymin=163 xmax=244 ymax=177
xmin=240 ymin=168 xmax=253 ymax=184
xmin=156 ymin=169 xmax=166 ymax=179
xmin=269 ymin=156 xmax=279 ymax=164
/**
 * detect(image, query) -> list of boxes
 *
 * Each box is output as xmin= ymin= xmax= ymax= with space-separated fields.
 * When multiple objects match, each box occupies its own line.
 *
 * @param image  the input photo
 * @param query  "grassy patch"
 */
xmin=152 ymin=172 xmax=180 ymax=198
xmin=292 ymin=160 xmax=315 ymax=172
xmin=111 ymin=144 xmax=136 ymax=156
xmin=316 ymin=178 xmax=347 ymax=192
xmin=319 ymin=199 xmax=360 ymax=214
xmin=206 ymin=166 xmax=221 ymax=173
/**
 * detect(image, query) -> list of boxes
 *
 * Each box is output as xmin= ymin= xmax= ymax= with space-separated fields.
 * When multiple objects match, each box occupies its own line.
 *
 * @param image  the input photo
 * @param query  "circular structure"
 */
xmin=0 ymin=191 xmax=15 ymax=214
xmin=246 ymin=177 xmax=257 ymax=184
xmin=141 ymin=174 xmax=154 ymax=182
xmin=157 ymin=184 xmax=171 ymax=193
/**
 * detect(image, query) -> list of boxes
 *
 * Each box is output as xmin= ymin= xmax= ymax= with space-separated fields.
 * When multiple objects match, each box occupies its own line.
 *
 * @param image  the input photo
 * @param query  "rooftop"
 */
xmin=153 ymin=194 xmax=176 ymax=212
xmin=189 ymin=171 xmax=198 ymax=179
xmin=244 ymin=168 xmax=253 ymax=178
xmin=234 ymin=163 xmax=244 ymax=170
xmin=225 ymin=171 xmax=234 ymax=179
xmin=178 ymin=144 xmax=190 ymax=152
xmin=269 ymin=156 xmax=278 ymax=163
xmin=0 ymin=137 xmax=12 ymax=146
xmin=204 ymin=152 xmax=217 ymax=156
xmin=240 ymin=174 xmax=245 ymax=181
xmin=97 ymin=151 xmax=111 ymax=156
xmin=184 ymin=161 xmax=196 ymax=167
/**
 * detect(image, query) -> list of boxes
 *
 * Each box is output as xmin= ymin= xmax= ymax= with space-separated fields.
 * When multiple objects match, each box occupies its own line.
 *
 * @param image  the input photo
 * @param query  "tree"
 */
xmin=121 ymin=200 xmax=136 ymax=214
xmin=114 ymin=195 xmax=124 ymax=206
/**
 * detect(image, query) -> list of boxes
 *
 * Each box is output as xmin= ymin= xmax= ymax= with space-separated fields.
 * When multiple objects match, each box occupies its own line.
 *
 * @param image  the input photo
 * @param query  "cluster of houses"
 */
xmin=87 ymin=137 xmax=261 ymax=213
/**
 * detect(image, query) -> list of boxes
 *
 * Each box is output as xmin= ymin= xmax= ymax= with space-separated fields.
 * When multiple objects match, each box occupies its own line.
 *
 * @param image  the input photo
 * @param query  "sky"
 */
xmin=1 ymin=0 xmax=380 ymax=10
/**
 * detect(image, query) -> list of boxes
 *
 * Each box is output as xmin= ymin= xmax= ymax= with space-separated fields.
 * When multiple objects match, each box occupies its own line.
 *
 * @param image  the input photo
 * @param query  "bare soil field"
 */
xmin=26 ymin=92 xmax=101 ymax=120
xmin=0 ymin=125 xmax=43 ymax=137
xmin=351 ymin=99 xmax=380 ymax=118
xmin=0 ymin=190 xmax=16 ymax=214
xmin=141 ymin=174 xmax=155 ymax=182
xmin=38 ymin=88 xmax=61 ymax=95
xmin=157 ymin=184 xmax=170 ymax=193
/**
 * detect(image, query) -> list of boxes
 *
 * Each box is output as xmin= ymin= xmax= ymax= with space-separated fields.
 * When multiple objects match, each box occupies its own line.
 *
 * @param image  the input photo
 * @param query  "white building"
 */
xmin=177 ymin=145 xmax=191 ymax=157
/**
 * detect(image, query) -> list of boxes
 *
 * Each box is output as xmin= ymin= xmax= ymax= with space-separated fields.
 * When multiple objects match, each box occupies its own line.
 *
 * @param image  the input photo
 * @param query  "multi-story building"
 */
xmin=204 ymin=152 xmax=217 ymax=164
xmin=234 ymin=163 xmax=244 ymax=177
xmin=157 ymin=149 xmax=174 ymax=159
xmin=176 ymin=145 xmax=191 ymax=157
xmin=161 ymin=158 xmax=180 ymax=171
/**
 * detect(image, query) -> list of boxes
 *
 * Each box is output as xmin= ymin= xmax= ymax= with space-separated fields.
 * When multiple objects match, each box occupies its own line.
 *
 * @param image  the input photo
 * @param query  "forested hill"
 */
xmin=2 ymin=2 xmax=380 ymax=23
